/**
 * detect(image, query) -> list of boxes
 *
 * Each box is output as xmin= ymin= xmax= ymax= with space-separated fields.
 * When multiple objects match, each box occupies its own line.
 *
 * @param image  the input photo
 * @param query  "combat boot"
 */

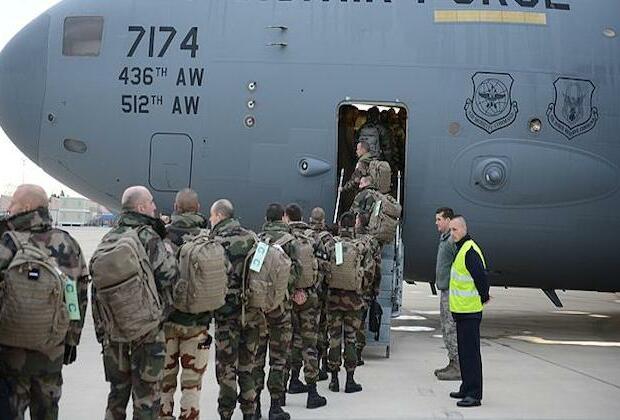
xmin=356 ymin=348 xmax=365 ymax=366
xmin=306 ymin=383 xmax=327 ymax=409
xmin=329 ymin=371 xmax=340 ymax=392
xmin=269 ymin=397 xmax=291 ymax=420
xmin=318 ymin=357 xmax=329 ymax=381
xmin=344 ymin=371 xmax=362 ymax=393
xmin=436 ymin=359 xmax=461 ymax=381
xmin=288 ymin=369 xmax=308 ymax=394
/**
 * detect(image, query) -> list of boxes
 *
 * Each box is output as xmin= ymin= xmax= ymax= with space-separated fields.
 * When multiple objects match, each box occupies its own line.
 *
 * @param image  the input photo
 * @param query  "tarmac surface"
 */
xmin=52 ymin=227 xmax=620 ymax=420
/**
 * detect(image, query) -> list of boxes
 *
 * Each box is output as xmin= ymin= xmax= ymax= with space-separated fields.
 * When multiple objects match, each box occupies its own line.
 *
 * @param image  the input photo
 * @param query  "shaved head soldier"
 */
xmin=0 ymin=184 xmax=90 ymax=419
xmin=92 ymin=185 xmax=178 ymax=419
xmin=161 ymin=188 xmax=211 ymax=420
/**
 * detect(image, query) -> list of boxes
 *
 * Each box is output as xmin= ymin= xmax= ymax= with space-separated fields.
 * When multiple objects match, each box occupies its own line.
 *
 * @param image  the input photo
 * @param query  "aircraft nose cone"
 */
xmin=0 ymin=14 xmax=50 ymax=164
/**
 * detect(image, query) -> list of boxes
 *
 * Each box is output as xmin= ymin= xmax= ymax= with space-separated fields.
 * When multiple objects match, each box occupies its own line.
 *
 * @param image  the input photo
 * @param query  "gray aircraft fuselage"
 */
xmin=0 ymin=0 xmax=618 ymax=292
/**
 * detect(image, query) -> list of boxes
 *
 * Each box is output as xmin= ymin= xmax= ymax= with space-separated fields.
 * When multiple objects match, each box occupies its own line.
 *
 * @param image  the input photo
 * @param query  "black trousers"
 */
xmin=454 ymin=312 xmax=483 ymax=400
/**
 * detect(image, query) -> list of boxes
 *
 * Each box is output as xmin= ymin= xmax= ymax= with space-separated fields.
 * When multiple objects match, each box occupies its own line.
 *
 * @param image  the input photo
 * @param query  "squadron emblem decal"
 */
xmin=547 ymin=77 xmax=598 ymax=140
xmin=465 ymin=72 xmax=518 ymax=134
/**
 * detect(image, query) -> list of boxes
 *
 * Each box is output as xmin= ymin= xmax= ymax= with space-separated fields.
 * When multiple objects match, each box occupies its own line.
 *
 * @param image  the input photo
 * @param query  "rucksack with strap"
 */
xmin=368 ymin=191 xmax=402 ymax=244
xmin=0 ymin=231 xmax=70 ymax=354
xmin=368 ymin=160 xmax=392 ymax=194
xmin=329 ymin=236 xmax=366 ymax=292
xmin=175 ymin=231 xmax=230 ymax=313
xmin=245 ymin=234 xmax=293 ymax=312
xmin=90 ymin=228 xmax=162 ymax=342
xmin=292 ymin=229 xmax=319 ymax=289
xmin=357 ymin=125 xmax=381 ymax=156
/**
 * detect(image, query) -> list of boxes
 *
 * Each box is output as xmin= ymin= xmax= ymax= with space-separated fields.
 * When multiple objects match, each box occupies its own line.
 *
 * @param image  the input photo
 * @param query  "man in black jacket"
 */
xmin=448 ymin=215 xmax=490 ymax=408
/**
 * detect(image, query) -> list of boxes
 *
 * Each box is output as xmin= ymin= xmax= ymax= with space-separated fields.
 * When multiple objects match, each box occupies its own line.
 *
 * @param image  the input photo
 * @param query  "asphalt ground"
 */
xmin=49 ymin=227 xmax=620 ymax=420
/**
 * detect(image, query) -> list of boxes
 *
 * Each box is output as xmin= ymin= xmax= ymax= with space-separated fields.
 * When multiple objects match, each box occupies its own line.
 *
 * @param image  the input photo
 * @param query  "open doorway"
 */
xmin=336 ymin=102 xmax=408 ymax=215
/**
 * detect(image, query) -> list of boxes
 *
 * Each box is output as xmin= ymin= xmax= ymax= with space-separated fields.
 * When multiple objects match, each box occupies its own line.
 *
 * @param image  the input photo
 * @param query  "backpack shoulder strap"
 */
xmin=274 ymin=233 xmax=294 ymax=247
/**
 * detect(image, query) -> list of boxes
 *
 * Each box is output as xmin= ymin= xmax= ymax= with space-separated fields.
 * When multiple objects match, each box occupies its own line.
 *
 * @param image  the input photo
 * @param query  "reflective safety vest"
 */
xmin=449 ymin=239 xmax=486 ymax=314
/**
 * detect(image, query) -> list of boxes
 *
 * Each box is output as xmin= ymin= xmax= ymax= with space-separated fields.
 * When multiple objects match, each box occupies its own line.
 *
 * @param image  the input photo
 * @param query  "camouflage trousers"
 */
xmin=161 ymin=323 xmax=210 ymax=420
xmin=291 ymin=292 xmax=320 ymax=384
xmin=440 ymin=290 xmax=458 ymax=362
xmin=355 ymin=304 xmax=369 ymax=353
xmin=253 ymin=304 xmax=292 ymax=399
xmin=327 ymin=309 xmax=362 ymax=373
xmin=103 ymin=328 xmax=166 ymax=420
xmin=214 ymin=308 xmax=261 ymax=418
xmin=0 ymin=372 xmax=62 ymax=420
xmin=316 ymin=291 xmax=329 ymax=365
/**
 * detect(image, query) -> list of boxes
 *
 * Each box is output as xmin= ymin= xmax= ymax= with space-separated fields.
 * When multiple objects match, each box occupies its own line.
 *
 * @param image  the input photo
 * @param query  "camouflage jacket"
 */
xmin=92 ymin=211 xmax=178 ymax=342
xmin=260 ymin=221 xmax=302 ymax=295
xmin=166 ymin=212 xmax=207 ymax=250
xmin=166 ymin=212 xmax=210 ymax=327
xmin=356 ymin=227 xmax=383 ymax=300
xmin=351 ymin=186 xmax=379 ymax=219
xmin=356 ymin=121 xmax=392 ymax=162
xmin=342 ymin=153 xmax=374 ymax=193
xmin=209 ymin=217 xmax=256 ymax=315
xmin=327 ymin=228 xmax=365 ymax=312
xmin=0 ymin=208 xmax=89 ymax=374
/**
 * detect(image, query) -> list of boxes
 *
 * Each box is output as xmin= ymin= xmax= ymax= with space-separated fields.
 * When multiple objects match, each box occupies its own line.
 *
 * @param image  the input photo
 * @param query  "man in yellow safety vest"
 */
xmin=447 ymin=215 xmax=490 ymax=408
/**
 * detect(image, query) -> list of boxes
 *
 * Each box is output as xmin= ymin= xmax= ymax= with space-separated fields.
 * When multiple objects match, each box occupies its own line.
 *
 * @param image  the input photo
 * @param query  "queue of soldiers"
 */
xmin=0 ymin=146 xmax=402 ymax=420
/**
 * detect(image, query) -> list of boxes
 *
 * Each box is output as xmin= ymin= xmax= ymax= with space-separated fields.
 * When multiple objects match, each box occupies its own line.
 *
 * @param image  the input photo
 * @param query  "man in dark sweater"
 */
xmin=448 ymin=215 xmax=490 ymax=408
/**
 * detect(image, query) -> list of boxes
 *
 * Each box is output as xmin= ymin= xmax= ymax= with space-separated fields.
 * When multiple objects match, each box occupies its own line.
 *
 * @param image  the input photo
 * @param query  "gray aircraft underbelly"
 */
xmin=0 ymin=0 xmax=618 ymax=292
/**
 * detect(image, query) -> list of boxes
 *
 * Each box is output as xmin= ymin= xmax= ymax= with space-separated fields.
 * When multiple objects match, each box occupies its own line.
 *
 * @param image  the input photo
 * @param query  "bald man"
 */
xmin=160 ymin=188 xmax=211 ymax=420
xmin=448 ymin=216 xmax=489 ymax=408
xmin=0 ymin=184 xmax=89 ymax=420
xmin=91 ymin=185 xmax=178 ymax=419
xmin=350 ymin=176 xmax=379 ymax=221
xmin=208 ymin=199 xmax=262 ymax=420
xmin=307 ymin=207 xmax=335 ymax=380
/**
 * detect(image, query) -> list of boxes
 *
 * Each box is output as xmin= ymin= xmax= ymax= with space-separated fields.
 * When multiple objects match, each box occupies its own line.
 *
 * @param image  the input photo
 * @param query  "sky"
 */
xmin=0 ymin=0 xmax=78 ymax=197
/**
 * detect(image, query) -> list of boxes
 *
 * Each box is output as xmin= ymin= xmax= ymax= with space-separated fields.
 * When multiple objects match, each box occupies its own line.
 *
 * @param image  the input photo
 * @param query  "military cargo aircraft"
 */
xmin=0 ymin=0 xmax=618 ymax=307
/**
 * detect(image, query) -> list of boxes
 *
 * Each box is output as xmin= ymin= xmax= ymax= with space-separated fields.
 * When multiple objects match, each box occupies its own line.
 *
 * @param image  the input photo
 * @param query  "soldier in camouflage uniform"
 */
xmin=283 ymin=204 xmax=328 ymax=409
xmin=161 ymin=189 xmax=212 ymax=420
xmin=387 ymin=109 xmax=406 ymax=193
xmin=355 ymin=106 xmax=392 ymax=163
xmin=327 ymin=212 xmax=368 ymax=394
xmin=354 ymin=214 xmax=383 ymax=366
xmin=0 ymin=184 xmax=90 ymax=420
xmin=340 ymin=141 xmax=375 ymax=196
xmin=92 ymin=186 xmax=178 ymax=420
xmin=307 ymin=208 xmax=334 ymax=382
xmin=253 ymin=203 xmax=300 ymax=420
xmin=208 ymin=199 xmax=262 ymax=420
xmin=351 ymin=176 xmax=379 ymax=220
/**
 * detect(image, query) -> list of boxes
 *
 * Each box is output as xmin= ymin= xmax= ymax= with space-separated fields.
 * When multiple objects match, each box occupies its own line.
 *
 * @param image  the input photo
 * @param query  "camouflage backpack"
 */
xmin=174 ymin=231 xmax=230 ymax=313
xmin=358 ymin=125 xmax=381 ymax=157
xmin=245 ymin=234 xmax=293 ymax=312
xmin=291 ymin=229 xmax=319 ymax=289
xmin=90 ymin=227 xmax=162 ymax=342
xmin=368 ymin=191 xmax=402 ymax=244
xmin=329 ymin=236 xmax=366 ymax=292
xmin=368 ymin=160 xmax=392 ymax=194
xmin=0 ymin=231 xmax=70 ymax=355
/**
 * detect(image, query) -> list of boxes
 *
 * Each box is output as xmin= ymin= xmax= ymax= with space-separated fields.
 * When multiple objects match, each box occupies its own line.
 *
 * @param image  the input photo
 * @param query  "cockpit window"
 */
xmin=63 ymin=16 xmax=103 ymax=57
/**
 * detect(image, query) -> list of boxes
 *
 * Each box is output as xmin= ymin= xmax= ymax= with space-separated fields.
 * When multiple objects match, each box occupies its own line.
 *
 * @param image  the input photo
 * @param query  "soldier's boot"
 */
xmin=288 ymin=369 xmax=308 ymax=394
xmin=344 ymin=371 xmax=363 ymax=394
xmin=269 ymin=396 xmax=291 ymax=420
xmin=328 ymin=371 xmax=339 ymax=392
xmin=306 ymin=383 xmax=327 ymax=409
xmin=436 ymin=359 xmax=461 ymax=381
xmin=434 ymin=359 xmax=453 ymax=376
xmin=253 ymin=398 xmax=262 ymax=420
xmin=356 ymin=348 xmax=365 ymax=366
xmin=318 ymin=357 xmax=329 ymax=381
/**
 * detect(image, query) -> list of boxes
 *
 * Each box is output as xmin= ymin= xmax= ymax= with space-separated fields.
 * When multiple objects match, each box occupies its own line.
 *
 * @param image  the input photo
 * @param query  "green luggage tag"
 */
xmin=335 ymin=242 xmax=344 ymax=266
xmin=250 ymin=242 xmax=269 ymax=273
xmin=64 ymin=276 xmax=81 ymax=321
xmin=373 ymin=200 xmax=382 ymax=218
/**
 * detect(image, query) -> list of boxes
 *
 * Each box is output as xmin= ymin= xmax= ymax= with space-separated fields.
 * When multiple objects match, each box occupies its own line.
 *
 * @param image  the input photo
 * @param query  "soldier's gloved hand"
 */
xmin=63 ymin=344 xmax=77 ymax=365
